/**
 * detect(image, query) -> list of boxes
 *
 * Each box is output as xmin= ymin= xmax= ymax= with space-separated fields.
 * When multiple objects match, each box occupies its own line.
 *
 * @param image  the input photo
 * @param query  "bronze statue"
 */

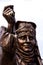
xmin=0 ymin=5 xmax=42 ymax=65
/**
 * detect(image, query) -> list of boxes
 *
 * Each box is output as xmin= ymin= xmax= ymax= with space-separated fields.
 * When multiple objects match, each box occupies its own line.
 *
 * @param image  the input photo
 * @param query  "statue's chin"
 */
xmin=17 ymin=47 xmax=29 ymax=55
xmin=22 ymin=46 xmax=30 ymax=52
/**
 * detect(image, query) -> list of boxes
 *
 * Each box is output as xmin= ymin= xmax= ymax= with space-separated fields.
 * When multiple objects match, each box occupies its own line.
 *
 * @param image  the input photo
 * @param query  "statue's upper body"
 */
xmin=0 ymin=5 xmax=42 ymax=65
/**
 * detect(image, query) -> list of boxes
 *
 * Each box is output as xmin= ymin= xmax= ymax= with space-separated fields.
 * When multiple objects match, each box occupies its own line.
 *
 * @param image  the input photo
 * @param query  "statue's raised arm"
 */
xmin=0 ymin=5 xmax=16 ymax=65
xmin=3 ymin=5 xmax=15 ymax=33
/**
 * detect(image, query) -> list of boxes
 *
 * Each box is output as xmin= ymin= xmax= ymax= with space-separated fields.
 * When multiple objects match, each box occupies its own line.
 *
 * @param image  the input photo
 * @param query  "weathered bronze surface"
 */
xmin=15 ymin=21 xmax=42 ymax=65
xmin=0 ymin=5 xmax=42 ymax=65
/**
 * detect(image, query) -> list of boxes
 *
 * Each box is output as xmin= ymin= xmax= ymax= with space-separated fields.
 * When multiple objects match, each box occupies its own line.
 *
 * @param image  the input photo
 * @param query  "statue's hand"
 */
xmin=3 ymin=5 xmax=15 ymax=24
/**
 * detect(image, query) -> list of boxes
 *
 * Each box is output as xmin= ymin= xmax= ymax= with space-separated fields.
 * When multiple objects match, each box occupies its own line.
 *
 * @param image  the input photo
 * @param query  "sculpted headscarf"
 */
xmin=16 ymin=21 xmax=36 ymax=38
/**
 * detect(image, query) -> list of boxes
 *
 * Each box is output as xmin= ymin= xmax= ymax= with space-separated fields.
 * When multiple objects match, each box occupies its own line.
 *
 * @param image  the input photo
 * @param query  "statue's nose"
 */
xmin=26 ymin=36 xmax=29 ymax=42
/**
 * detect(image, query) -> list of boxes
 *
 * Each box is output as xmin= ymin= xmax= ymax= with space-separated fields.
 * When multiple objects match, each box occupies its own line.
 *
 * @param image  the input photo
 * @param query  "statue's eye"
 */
xmin=19 ymin=36 xmax=26 ymax=40
xmin=21 ymin=37 xmax=25 ymax=40
xmin=29 ymin=36 xmax=33 ymax=40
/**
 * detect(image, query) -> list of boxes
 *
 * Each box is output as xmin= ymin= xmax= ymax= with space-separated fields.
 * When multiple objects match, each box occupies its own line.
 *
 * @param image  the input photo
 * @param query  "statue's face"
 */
xmin=17 ymin=24 xmax=36 ymax=52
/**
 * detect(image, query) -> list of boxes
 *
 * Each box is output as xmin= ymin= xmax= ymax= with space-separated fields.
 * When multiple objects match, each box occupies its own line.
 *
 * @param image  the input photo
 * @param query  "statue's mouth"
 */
xmin=23 ymin=43 xmax=28 ymax=46
xmin=22 ymin=43 xmax=33 ymax=52
xmin=23 ymin=43 xmax=31 ymax=47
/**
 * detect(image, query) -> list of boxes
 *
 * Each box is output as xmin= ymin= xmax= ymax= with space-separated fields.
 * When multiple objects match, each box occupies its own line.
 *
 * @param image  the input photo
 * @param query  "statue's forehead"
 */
xmin=18 ymin=29 xmax=35 ymax=37
xmin=18 ymin=33 xmax=34 ymax=38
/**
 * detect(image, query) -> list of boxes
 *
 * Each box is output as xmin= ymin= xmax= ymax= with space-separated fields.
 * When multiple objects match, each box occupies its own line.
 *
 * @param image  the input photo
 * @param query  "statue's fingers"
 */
xmin=3 ymin=9 xmax=13 ymax=15
xmin=5 ymin=11 xmax=13 ymax=15
xmin=4 ymin=5 xmax=13 ymax=11
xmin=3 ymin=7 xmax=12 ymax=12
xmin=3 ymin=7 xmax=12 ymax=13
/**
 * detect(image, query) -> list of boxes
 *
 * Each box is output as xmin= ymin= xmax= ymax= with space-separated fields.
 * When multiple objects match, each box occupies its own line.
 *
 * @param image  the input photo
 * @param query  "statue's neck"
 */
xmin=16 ymin=48 xmax=30 ymax=63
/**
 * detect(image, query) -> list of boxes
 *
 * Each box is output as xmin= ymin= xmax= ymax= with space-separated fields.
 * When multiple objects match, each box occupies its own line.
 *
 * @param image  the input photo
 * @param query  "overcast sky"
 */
xmin=0 ymin=0 xmax=43 ymax=59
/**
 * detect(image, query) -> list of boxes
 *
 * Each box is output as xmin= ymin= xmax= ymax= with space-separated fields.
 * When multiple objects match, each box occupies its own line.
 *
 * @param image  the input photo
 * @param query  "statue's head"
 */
xmin=16 ymin=21 xmax=36 ymax=54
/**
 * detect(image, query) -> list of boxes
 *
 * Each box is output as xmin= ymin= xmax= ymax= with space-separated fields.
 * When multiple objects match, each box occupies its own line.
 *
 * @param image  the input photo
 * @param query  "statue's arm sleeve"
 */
xmin=0 ymin=26 xmax=15 ymax=54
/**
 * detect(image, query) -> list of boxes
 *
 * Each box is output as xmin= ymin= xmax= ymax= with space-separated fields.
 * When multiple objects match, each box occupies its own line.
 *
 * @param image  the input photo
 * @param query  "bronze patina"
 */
xmin=0 ymin=5 xmax=42 ymax=65
xmin=15 ymin=21 xmax=42 ymax=65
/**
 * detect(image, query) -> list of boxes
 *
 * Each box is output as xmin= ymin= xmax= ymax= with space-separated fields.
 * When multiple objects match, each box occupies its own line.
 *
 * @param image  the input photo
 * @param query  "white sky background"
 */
xmin=0 ymin=0 xmax=43 ymax=59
